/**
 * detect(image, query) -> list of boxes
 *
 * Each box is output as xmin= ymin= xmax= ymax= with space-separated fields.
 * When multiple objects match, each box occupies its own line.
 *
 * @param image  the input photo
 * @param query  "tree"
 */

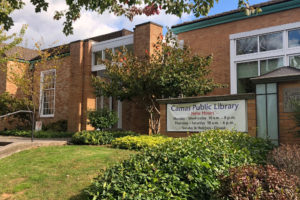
xmin=92 ymin=31 xmax=221 ymax=134
xmin=2 ymin=0 xmax=261 ymax=35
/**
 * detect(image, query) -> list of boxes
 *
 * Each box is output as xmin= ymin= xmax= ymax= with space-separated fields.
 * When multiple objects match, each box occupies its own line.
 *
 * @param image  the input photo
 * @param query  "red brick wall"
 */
xmin=177 ymin=8 xmax=300 ymax=95
xmin=278 ymin=81 xmax=300 ymax=144
xmin=159 ymin=98 xmax=256 ymax=137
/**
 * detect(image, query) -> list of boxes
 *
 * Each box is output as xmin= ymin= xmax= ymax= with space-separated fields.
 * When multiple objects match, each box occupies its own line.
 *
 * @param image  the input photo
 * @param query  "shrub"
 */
xmin=218 ymin=164 xmax=300 ymax=200
xmin=0 ymin=92 xmax=32 ymax=129
xmin=0 ymin=130 xmax=73 ymax=138
xmin=87 ymin=108 xmax=118 ymax=130
xmin=71 ymin=130 xmax=138 ymax=145
xmin=42 ymin=120 xmax=68 ymax=132
xmin=111 ymin=135 xmax=173 ymax=150
xmin=86 ymin=130 xmax=274 ymax=199
xmin=267 ymin=144 xmax=300 ymax=177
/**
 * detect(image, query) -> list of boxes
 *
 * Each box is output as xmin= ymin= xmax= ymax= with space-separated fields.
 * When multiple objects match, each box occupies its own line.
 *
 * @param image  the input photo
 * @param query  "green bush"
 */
xmin=88 ymin=108 xmax=118 ymax=130
xmin=42 ymin=120 xmax=68 ymax=132
xmin=218 ymin=164 xmax=300 ymax=200
xmin=86 ymin=130 xmax=274 ymax=200
xmin=112 ymin=135 xmax=173 ymax=150
xmin=71 ymin=130 xmax=138 ymax=145
xmin=0 ymin=92 xmax=32 ymax=129
xmin=0 ymin=130 xmax=73 ymax=138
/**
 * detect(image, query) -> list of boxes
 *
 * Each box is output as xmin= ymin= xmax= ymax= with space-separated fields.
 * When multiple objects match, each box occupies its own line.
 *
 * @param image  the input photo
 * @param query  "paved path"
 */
xmin=0 ymin=136 xmax=69 ymax=159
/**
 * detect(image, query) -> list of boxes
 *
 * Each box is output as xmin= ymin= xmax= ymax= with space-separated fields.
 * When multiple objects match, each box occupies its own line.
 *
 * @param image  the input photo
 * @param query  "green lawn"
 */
xmin=0 ymin=146 xmax=134 ymax=200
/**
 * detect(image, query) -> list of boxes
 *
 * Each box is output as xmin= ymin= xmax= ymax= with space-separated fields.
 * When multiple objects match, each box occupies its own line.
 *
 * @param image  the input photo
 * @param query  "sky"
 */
xmin=8 ymin=0 xmax=268 ymax=49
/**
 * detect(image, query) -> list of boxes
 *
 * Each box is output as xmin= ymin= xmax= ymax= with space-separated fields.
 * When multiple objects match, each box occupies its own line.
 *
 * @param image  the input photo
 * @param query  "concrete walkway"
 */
xmin=0 ymin=136 xmax=69 ymax=159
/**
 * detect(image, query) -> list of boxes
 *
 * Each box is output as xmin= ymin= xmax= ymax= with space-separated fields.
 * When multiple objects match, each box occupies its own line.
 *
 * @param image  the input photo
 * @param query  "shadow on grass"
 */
xmin=69 ymin=190 xmax=90 ymax=200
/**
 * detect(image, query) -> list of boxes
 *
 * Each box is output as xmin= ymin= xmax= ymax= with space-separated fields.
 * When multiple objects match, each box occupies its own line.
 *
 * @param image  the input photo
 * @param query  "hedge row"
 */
xmin=71 ymin=130 xmax=139 ymax=145
xmin=86 ymin=130 xmax=275 ymax=199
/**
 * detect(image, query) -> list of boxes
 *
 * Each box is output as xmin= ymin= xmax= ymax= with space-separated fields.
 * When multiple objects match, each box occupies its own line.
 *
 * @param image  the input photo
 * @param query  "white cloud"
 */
xmin=8 ymin=0 xmax=192 ymax=49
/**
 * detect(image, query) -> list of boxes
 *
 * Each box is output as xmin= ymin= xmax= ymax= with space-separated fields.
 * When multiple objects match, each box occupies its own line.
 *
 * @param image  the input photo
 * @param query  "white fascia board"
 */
xmin=92 ymin=35 xmax=134 ymax=52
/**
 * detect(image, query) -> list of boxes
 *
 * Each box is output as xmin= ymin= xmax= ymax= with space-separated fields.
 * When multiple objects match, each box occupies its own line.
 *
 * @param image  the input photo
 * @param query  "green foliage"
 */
xmin=42 ymin=119 xmax=68 ymax=132
xmin=0 ymin=129 xmax=73 ymax=138
xmin=267 ymin=144 xmax=300 ymax=177
xmin=0 ymin=92 xmax=32 ymax=128
xmin=92 ymin=31 xmax=222 ymax=133
xmin=86 ymin=130 xmax=274 ymax=200
xmin=88 ymin=108 xmax=118 ymax=130
xmin=218 ymin=164 xmax=300 ymax=200
xmin=71 ymin=130 xmax=139 ymax=145
xmin=292 ymin=100 xmax=300 ymax=135
xmin=112 ymin=135 xmax=173 ymax=150
xmin=2 ymin=0 xmax=258 ymax=35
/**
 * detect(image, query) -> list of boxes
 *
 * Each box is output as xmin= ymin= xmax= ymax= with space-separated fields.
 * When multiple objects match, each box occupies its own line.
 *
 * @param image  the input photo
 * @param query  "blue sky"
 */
xmin=9 ymin=0 xmax=269 ymax=48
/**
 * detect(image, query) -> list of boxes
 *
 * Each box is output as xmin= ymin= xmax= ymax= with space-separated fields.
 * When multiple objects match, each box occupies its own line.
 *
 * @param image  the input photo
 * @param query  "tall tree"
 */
xmin=92 ymin=31 xmax=221 ymax=134
xmin=2 ymin=0 xmax=260 ymax=35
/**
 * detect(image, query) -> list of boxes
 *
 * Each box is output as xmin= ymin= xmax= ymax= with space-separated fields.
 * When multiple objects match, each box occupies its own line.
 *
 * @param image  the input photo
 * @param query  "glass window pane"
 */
xmin=94 ymin=51 xmax=103 ymax=65
xmin=237 ymin=61 xmax=258 ymax=78
xmin=259 ymin=32 xmax=283 ymax=52
xmin=125 ymin=44 xmax=134 ymax=54
xmin=289 ymin=55 xmax=300 ymax=69
xmin=237 ymin=61 xmax=258 ymax=93
xmin=267 ymin=94 xmax=278 ymax=145
xmin=288 ymin=29 xmax=300 ymax=48
xmin=267 ymin=83 xmax=277 ymax=94
xmin=236 ymin=36 xmax=258 ymax=55
xmin=257 ymin=95 xmax=267 ymax=139
xmin=256 ymin=84 xmax=266 ymax=94
xmin=260 ymin=57 xmax=284 ymax=75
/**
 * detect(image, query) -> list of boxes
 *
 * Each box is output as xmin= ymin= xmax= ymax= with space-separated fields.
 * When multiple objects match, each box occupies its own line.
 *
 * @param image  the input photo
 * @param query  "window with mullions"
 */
xmin=237 ymin=57 xmax=283 ymax=93
xmin=40 ymin=70 xmax=56 ymax=117
xmin=236 ymin=32 xmax=283 ymax=56
xmin=94 ymin=44 xmax=134 ymax=65
xmin=256 ymin=83 xmax=278 ymax=145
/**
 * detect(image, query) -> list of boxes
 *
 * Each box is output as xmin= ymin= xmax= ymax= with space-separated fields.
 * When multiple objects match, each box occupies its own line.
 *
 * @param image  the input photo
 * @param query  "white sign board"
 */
xmin=35 ymin=121 xmax=42 ymax=131
xmin=167 ymin=100 xmax=247 ymax=132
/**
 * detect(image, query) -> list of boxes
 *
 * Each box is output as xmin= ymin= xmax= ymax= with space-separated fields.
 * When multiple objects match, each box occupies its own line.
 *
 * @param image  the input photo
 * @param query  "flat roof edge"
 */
xmin=172 ymin=0 xmax=300 ymax=34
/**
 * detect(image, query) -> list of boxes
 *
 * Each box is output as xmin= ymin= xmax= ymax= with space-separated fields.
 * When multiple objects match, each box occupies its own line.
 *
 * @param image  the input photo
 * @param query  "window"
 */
xmin=259 ymin=32 xmax=283 ymax=52
xmin=91 ymin=35 xmax=134 ymax=72
xmin=260 ymin=57 xmax=284 ymax=75
xmin=288 ymin=29 xmax=300 ymax=48
xmin=230 ymin=22 xmax=300 ymax=94
xmin=40 ymin=69 xmax=56 ymax=117
xmin=289 ymin=55 xmax=300 ymax=69
xmin=237 ymin=61 xmax=258 ymax=93
xmin=236 ymin=36 xmax=258 ymax=55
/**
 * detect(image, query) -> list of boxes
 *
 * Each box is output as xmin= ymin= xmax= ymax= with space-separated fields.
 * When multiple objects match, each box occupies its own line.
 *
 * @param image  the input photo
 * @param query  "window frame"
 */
xmin=39 ymin=69 xmax=56 ymax=118
xmin=230 ymin=22 xmax=300 ymax=94
xmin=91 ymin=35 xmax=134 ymax=72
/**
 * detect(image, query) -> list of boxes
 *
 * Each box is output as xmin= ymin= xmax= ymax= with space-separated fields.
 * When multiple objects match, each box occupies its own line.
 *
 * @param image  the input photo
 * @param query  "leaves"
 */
xmin=2 ymin=0 xmax=260 ymax=35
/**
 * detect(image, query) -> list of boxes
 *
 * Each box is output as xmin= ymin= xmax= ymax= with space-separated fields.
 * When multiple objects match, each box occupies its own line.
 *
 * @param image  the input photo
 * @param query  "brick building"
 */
xmin=1 ymin=0 xmax=300 ymax=144
xmin=158 ymin=0 xmax=300 ymax=144
xmin=0 ymin=22 xmax=163 ymax=134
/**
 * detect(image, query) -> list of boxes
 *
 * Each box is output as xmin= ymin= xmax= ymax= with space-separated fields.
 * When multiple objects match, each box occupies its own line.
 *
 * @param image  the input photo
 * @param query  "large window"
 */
xmin=230 ymin=22 xmax=300 ymax=94
xmin=40 ymin=69 xmax=56 ymax=117
xmin=92 ymin=35 xmax=134 ymax=71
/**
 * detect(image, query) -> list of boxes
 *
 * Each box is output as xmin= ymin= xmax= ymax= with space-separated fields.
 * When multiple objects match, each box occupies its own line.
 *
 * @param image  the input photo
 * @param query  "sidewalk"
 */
xmin=0 ymin=136 xmax=69 ymax=159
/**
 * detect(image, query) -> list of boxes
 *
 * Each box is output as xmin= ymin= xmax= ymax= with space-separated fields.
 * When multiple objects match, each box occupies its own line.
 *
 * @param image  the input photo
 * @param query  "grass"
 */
xmin=0 ymin=145 xmax=134 ymax=200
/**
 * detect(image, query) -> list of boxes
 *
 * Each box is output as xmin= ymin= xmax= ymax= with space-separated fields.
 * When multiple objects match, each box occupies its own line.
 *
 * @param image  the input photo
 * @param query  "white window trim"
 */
xmin=230 ymin=21 xmax=300 ymax=94
xmin=92 ymin=35 xmax=134 ymax=72
xmin=39 ymin=69 xmax=56 ymax=118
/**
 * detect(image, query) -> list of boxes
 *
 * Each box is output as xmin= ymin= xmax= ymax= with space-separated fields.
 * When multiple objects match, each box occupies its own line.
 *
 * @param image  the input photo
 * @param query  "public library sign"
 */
xmin=167 ymin=100 xmax=247 ymax=132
